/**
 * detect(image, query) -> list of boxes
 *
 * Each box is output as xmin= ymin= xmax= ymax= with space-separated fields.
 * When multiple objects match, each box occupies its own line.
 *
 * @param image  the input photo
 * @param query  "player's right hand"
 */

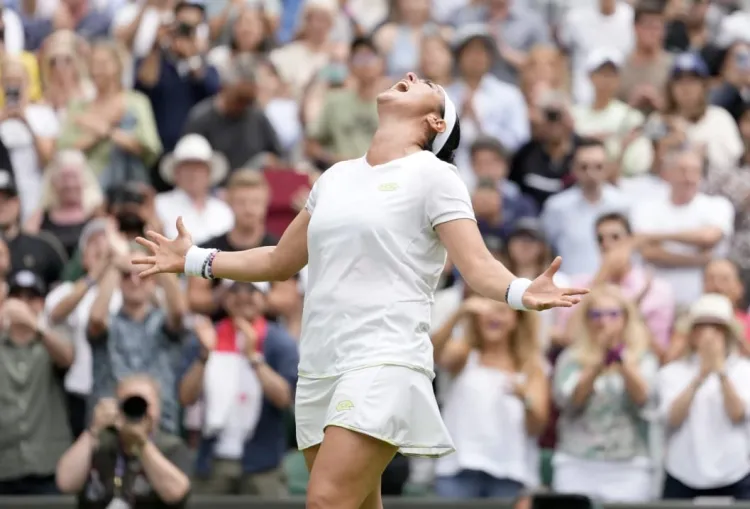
xmin=133 ymin=217 xmax=193 ymax=278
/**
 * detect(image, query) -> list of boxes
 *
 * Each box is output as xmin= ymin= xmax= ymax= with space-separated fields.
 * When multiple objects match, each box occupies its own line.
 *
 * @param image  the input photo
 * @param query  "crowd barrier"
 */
xmin=2 ymin=496 xmax=747 ymax=509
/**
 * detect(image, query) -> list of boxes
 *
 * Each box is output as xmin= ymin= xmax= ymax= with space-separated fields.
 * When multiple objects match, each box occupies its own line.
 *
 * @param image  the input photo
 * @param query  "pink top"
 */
xmin=556 ymin=265 xmax=676 ymax=348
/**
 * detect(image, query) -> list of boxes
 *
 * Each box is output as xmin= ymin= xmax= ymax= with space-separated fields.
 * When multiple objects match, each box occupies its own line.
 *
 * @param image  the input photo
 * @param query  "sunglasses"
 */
xmin=596 ymin=232 xmax=623 ymax=245
xmin=50 ymin=55 xmax=73 ymax=67
xmin=587 ymin=308 xmax=624 ymax=321
xmin=577 ymin=162 xmax=604 ymax=172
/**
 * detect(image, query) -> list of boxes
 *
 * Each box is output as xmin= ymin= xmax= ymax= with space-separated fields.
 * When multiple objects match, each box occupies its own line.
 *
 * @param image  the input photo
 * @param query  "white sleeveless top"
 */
xmin=436 ymin=351 xmax=540 ymax=486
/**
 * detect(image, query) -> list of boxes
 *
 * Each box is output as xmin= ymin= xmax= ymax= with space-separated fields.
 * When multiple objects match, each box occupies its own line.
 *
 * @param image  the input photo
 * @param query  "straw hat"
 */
xmin=159 ymin=134 xmax=229 ymax=186
xmin=684 ymin=293 xmax=744 ymax=344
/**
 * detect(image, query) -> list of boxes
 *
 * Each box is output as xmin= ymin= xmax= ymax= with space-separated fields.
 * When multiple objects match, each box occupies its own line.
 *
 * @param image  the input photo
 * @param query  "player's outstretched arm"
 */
xmin=436 ymin=218 xmax=588 ymax=311
xmin=133 ymin=212 xmax=310 ymax=282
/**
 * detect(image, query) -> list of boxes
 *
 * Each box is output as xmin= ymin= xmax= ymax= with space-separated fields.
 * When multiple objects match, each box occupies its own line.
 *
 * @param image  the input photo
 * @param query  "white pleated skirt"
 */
xmin=295 ymin=364 xmax=455 ymax=458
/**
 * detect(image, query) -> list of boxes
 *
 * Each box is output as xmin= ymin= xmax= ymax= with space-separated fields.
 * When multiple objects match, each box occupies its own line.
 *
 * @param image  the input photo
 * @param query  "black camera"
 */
xmin=4 ymin=86 xmax=20 ymax=106
xmin=120 ymin=395 xmax=148 ymax=423
xmin=107 ymin=184 xmax=146 ymax=206
xmin=175 ymin=22 xmax=195 ymax=38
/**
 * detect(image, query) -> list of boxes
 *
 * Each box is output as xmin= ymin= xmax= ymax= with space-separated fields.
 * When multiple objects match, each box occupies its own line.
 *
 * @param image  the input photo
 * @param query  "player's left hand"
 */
xmin=522 ymin=256 xmax=588 ymax=311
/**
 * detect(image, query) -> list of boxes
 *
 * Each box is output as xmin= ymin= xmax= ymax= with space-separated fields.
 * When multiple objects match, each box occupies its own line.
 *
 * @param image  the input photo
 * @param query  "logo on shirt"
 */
xmin=335 ymin=400 xmax=354 ymax=412
xmin=378 ymin=183 xmax=399 ymax=192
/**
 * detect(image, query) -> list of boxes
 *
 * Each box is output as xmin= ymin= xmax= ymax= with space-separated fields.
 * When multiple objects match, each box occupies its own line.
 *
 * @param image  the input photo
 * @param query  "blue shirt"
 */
xmin=135 ymin=54 xmax=221 ymax=153
xmin=477 ymin=180 xmax=539 ymax=248
xmin=185 ymin=322 xmax=299 ymax=475
xmin=23 ymin=10 xmax=111 ymax=51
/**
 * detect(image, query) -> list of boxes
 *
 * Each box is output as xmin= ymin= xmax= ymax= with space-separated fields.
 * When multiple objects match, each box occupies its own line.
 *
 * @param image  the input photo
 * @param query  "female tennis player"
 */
xmin=134 ymin=72 xmax=587 ymax=509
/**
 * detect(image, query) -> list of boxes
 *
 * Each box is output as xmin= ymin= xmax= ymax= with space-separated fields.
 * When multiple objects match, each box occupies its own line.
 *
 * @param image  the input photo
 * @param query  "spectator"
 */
xmin=0 ymin=12 xmax=40 ymax=106
xmin=0 ymin=169 xmax=68 ymax=287
xmin=207 ymin=6 xmax=271 ymax=81
xmin=179 ymin=283 xmax=298 ymax=496
xmin=619 ymin=2 xmax=671 ymax=114
xmin=24 ymin=150 xmax=103 ymax=258
xmin=431 ymin=296 xmax=548 ymax=499
xmin=182 ymin=53 xmax=282 ymax=177
xmin=38 ymin=30 xmax=94 ymax=119
xmin=559 ymin=0 xmax=634 ymax=105
xmin=22 ymin=0 xmax=112 ymax=51
xmin=631 ymin=147 xmax=734 ymax=308
xmin=155 ymin=133 xmax=233 ymax=245
xmin=44 ymin=218 xmax=122 ymax=439
xmin=451 ymin=0 xmax=551 ymax=86
xmin=373 ymin=0 xmax=446 ymax=79
xmin=306 ymin=36 xmax=384 ymax=169
xmin=266 ymin=276 xmax=304 ymax=340
xmin=541 ymin=138 xmax=628 ymax=275
xmin=0 ymin=270 xmax=74 ymax=495
xmin=58 ymin=40 xmax=162 ymax=188
xmin=519 ymin=45 xmax=568 ymax=109
xmin=187 ymin=170 xmax=277 ymax=320
xmin=255 ymin=60 xmax=302 ymax=155
xmin=268 ymin=0 xmax=338 ymax=100
xmin=0 ymin=56 xmax=59 ymax=221
xmin=447 ymin=24 xmax=530 ymax=185
xmin=658 ymin=293 xmax=750 ymax=500
xmin=509 ymin=89 xmax=580 ymax=207
xmin=135 ymin=0 xmax=221 ymax=189
xmin=571 ymin=48 xmax=653 ymax=177
xmin=56 ymin=375 xmax=192 ymax=508
xmin=469 ymin=137 xmax=537 ymax=243
xmin=87 ymin=247 xmax=187 ymax=434
xmin=704 ymin=259 xmax=750 ymax=342
xmin=664 ymin=0 xmax=719 ymax=62
xmin=710 ymin=41 xmax=750 ymax=121
xmin=558 ymin=212 xmax=675 ymax=360
xmin=207 ymin=0 xmax=279 ymax=45
xmin=553 ymin=285 xmax=657 ymax=502
xmin=419 ymin=33 xmax=454 ymax=87
xmin=665 ymin=52 xmax=743 ymax=171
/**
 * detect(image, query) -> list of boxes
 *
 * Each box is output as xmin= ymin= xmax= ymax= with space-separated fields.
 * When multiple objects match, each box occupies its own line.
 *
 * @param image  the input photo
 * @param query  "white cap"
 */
xmin=585 ymin=48 xmax=624 ymax=74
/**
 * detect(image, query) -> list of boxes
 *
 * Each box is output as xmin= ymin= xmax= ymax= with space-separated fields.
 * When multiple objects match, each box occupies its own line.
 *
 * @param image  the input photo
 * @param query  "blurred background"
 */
xmin=4 ymin=0 xmax=750 ymax=507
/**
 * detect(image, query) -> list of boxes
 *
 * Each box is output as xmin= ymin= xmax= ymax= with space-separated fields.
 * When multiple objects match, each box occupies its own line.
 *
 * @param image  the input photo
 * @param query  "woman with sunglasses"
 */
xmin=552 ymin=285 xmax=657 ymax=503
xmin=133 ymin=71 xmax=586 ymax=509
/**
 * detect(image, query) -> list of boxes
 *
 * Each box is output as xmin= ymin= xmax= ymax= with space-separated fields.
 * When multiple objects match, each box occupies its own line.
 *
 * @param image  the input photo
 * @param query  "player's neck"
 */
xmin=366 ymin=127 xmax=422 ymax=166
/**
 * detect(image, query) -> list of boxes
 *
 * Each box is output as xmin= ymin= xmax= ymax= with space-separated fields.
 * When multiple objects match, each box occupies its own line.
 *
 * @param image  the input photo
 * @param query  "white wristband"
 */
xmin=507 ymin=278 xmax=532 ymax=311
xmin=184 ymin=246 xmax=215 ymax=278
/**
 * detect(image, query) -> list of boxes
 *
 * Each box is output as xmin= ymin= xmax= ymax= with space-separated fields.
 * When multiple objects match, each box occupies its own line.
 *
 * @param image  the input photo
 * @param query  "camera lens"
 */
xmin=120 ymin=395 xmax=148 ymax=422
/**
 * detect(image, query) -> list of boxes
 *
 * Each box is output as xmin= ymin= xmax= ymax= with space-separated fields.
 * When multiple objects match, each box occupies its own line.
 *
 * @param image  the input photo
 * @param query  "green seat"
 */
xmin=540 ymin=448 xmax=554 ymax=488
xmin=283 ymin=450 xmax=309 ymax=495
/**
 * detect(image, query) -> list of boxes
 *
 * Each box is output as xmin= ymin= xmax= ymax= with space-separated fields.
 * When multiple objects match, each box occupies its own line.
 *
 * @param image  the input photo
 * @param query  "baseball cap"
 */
xmin=509 ymin=217 xmax=546 ymax=243
xmin=585 ymin=48 xmax=624 ymax=74
xmin=8 ymin=270 xmax=47 ymax=298
xmin=226 ymin=280 xmax=270 ymax=294
xmin=0 ymin=169 xmax=17 ymax=197
xmin=671 ymin=52 xmax=709 ymax=78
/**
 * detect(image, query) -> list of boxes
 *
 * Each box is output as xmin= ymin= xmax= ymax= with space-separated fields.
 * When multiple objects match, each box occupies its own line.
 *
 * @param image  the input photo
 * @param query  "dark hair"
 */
xmin=573 ymin=137 xmax=606 ymax=161
xmin=595 ymin=212 xmax=632 ymax=235
xmin=350 ymin=36 xmax=378 ymax=57
xmin=470 ymin=137 xmax=508 ymax=161
xmin=634 ymin=0 xmax=665 ymax=24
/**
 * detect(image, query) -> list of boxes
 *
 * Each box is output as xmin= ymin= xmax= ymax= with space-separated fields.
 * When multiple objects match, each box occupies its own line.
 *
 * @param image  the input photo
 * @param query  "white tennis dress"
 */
xmin=295 ymin=150 xmax=475 ymax=457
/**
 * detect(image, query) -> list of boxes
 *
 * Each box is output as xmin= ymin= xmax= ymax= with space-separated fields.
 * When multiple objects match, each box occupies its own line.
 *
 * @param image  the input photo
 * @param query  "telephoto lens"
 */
xmin=120 ymin=395 xmax=148 ymax=422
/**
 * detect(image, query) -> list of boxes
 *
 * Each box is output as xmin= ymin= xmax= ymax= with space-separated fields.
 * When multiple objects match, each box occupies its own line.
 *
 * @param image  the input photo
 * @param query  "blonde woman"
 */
xmin=0 ymin=56 xmax=59 ymax=222
xmin=24 ymin=150 xmax=104 ymax=257
xmin=38 ymin=30 xmax=94 ymax=119
xmin=659 ymin=293 xmax=750 ymax=499
xmin=57 ymin=41 xmax=162 ymax=189
xmin=431 ymin=296 xmax=549 ymax=499
xmin=553 ymin=285 xmax=657 ymax=502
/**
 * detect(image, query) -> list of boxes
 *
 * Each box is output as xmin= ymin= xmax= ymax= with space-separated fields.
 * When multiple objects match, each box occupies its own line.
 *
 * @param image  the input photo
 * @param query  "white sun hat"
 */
xmin=159 ymin=134 xmax=230 ymax=187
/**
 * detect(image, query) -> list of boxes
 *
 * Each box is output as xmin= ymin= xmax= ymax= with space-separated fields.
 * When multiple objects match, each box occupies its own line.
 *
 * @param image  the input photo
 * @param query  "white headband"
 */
xmin=432 ymin=85 xmax=457 ymax=156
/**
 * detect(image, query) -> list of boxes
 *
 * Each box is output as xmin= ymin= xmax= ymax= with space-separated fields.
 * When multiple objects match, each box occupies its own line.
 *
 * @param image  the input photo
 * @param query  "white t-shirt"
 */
xmin=155 ymin=189 xmax=234 ymax=246
xmin=299 ymin=151 xmax=475 ymax=378
xmin=630 ymin=193 xmax=734 ymax=306
xmin=659 ymin=355 xmax=750 ymax=489
xmin=44 ymin=282 xmax=123 ymax=395
xmin=0 ymin=105 xmax=60 ymax=221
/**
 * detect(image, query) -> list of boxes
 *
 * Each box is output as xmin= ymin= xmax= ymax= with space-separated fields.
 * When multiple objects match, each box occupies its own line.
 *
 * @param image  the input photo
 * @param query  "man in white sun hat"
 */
xmin=155 ymin=134 xmax=233 ymax=245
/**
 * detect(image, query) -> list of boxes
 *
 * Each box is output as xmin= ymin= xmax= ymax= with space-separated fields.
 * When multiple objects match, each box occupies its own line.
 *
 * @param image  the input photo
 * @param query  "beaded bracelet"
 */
xmin=204 ymin=250 xmax=221 ymax=280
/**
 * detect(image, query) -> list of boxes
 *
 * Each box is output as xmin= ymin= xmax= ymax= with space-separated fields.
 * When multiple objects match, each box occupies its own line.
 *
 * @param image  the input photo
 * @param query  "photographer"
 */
xmin=56 ymin=375 xmax=192 ymax=508
xmin=135 ymin=0 xmax=220 ymax=191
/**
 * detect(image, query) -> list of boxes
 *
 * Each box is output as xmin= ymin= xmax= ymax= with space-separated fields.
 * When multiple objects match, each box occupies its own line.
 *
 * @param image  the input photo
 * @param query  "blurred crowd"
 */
xmin=4 ymin=0 xmax=750 ymax=506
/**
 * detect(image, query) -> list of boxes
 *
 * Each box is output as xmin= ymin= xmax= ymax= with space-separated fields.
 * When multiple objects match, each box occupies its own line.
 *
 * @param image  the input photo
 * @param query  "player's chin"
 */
xmin=376 ymin=89 xmax=402 ymax=104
